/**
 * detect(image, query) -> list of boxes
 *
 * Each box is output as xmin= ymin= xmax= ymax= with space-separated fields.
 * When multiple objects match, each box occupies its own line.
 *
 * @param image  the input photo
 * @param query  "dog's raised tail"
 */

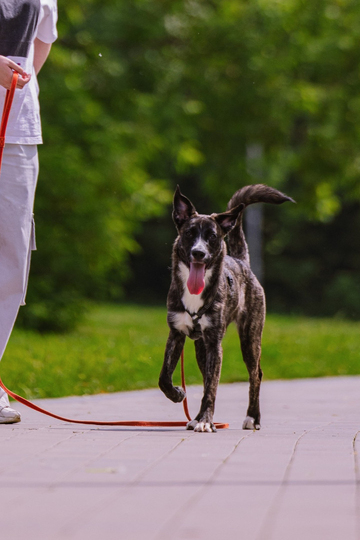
xmin=226 ymin=184 xmax=294 ymax=262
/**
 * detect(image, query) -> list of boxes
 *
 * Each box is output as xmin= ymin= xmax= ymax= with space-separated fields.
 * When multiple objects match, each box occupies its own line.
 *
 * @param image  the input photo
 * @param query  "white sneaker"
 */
xmin=0 ymin=406 xmax=21 ymax=424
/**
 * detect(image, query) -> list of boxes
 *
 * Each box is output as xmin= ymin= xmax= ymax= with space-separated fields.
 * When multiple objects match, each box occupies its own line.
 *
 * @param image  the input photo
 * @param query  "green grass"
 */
xmin=1 ymin=303 xmax=360 ymax=400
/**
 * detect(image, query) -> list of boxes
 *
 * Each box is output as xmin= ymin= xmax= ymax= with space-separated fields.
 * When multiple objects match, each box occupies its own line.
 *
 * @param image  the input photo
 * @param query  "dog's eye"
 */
xmin=208 ymin=232 xmax=217 ymax=241
xmin=185 ymin=229 xmax=193 ymax=238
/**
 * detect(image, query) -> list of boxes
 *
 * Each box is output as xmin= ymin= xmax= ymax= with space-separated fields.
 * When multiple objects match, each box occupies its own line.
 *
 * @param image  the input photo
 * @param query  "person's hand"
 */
xmin=0 ymin=56 xmax=31 ymax=90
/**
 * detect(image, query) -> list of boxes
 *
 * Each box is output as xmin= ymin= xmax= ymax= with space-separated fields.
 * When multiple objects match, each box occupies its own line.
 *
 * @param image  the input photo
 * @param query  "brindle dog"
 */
xmin=159 ymin=184 xmax=294 ymax=432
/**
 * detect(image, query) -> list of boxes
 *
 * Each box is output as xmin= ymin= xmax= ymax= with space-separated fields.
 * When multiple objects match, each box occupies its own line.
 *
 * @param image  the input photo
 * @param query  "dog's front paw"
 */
xmin=159 ymin=377 xmax=186 ymax=403
xmin=195 ymin=422 xmax=217 ymax=433
xmin=242 ymin=416 xmax=261 ymax=430
xmin=187 ymin=420 xmax=217 ymax=433
xmin=167 ymin=385 xmax=186 ymax=403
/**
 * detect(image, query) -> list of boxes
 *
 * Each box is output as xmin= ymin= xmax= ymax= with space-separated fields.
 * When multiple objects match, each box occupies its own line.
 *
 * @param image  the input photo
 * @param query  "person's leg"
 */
xmin=0 ymin=390 xmax=10 ymax=408
xmin=0 ymin=143 xmax=39 ymax=423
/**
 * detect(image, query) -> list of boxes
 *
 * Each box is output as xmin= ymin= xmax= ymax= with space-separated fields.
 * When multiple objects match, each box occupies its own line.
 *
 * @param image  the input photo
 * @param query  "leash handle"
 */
xmin=0 ymin=71 xmax=18 ymax=169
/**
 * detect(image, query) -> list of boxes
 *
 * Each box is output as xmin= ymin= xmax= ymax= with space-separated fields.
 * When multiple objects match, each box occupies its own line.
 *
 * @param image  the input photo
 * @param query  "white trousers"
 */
xmin=0 ymin=144 xmax=38 ymax=409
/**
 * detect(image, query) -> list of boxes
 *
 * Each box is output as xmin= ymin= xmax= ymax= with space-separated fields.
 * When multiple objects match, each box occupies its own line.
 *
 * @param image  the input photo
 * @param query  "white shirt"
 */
xmin=0 ymin=0 xmax=58 ymax=145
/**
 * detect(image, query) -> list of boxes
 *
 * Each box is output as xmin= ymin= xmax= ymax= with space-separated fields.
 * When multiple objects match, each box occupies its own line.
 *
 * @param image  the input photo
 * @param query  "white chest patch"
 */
xmin=167 ymin=262 xmax=214 ymax=336
xmin=169 ymin=311 xmax=211 ymax=336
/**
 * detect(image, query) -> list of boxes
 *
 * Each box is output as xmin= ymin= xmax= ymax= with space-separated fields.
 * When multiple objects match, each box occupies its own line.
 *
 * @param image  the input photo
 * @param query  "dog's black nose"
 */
xmin=192 ymin=249 xmax=206 ymax=260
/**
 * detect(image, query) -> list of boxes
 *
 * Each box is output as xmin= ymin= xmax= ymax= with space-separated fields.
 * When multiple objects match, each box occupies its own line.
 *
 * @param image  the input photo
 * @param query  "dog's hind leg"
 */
xmin=238 ymin=291 xmax=265 ymax=430
xmin=159 ymin=329 xmax=186 ymax=403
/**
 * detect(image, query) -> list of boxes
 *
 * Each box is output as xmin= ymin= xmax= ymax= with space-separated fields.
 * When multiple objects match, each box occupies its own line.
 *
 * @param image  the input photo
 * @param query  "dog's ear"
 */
xmin=212 ymin=203 xmax=245 ymax=235
xmin=173 ymin=186 xmax=197 ymax=230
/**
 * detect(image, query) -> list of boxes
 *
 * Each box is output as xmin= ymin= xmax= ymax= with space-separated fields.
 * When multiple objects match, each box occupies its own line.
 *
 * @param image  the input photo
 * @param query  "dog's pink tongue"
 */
xmin=187 ymin=263 xmax=205 ymax=295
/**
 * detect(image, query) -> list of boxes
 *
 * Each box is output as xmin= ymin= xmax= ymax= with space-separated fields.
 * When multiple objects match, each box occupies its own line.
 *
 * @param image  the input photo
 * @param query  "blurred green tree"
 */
xmin=19 ymin=0 xmax=173 ymax=330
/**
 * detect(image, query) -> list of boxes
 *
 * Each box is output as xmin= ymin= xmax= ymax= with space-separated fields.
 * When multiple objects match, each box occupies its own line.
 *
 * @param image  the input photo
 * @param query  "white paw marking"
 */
xmin=194 ymin=422 xmax=215 ymax=433
xmin=242 ymin=416 xmax=261 ymax=430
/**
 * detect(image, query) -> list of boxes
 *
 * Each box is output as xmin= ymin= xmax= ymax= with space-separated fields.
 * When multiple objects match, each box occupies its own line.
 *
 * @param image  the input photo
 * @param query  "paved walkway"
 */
xmin=1 ymin=376 xmax=360 ymax=539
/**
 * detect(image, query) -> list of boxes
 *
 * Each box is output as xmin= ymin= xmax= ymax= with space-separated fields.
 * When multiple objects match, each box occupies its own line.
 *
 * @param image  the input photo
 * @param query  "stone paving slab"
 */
xmin=0 ymin=377 xmax=360 ymax=539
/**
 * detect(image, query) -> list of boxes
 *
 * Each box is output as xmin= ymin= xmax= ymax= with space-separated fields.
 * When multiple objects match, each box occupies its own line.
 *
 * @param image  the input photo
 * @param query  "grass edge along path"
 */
xmin=1 ymin=303 xmax=359 ymax=400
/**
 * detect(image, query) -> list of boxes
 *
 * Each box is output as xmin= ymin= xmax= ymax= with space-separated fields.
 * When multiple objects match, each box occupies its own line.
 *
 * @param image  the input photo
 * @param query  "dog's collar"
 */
xmin=184 ymin=309 xmax=202 ymax=326
xmin=184 ymin=308 xmax=205 ymax=341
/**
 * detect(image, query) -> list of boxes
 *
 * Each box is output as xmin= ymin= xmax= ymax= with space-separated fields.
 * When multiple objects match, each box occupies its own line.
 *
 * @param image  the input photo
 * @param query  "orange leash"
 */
xmin=0 ymin=351 xmax=228 ymax=429
xmin=0 ymin=71 xmax=229 ymax=430
xmin=0 ymin=71 xmax=18 ymax=170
